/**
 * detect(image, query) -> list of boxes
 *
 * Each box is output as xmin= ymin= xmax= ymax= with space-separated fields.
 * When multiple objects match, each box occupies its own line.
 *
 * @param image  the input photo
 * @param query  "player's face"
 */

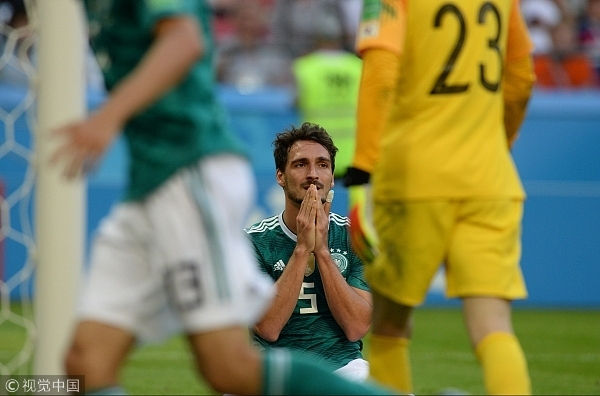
xmin=277 ymin=140 xmax=334 ymax=205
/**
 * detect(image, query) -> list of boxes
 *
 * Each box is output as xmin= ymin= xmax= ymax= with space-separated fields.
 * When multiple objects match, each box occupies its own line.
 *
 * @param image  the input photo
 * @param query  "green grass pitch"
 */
xmin=1 ymin=307 xmax=599 ymax=394
xmin=123 ymin=308 xmax=600 ymax=394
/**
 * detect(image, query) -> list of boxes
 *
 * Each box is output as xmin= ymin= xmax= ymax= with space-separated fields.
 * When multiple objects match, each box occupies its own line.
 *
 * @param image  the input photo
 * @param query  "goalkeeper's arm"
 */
xmin=503 ymin=1 xmax=535 ymax=148
xmin=349 ymin=48 xmax=400 ymax=176
xmin=503 ymin=55 xmax=535 ymax=148
xmin=345 ymin=48 xmax=400 ymax=263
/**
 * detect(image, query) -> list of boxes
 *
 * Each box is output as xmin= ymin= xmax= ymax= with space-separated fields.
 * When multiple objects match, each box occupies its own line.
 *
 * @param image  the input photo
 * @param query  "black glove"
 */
xmin=343 ymin=166 xmax=370 ymax=187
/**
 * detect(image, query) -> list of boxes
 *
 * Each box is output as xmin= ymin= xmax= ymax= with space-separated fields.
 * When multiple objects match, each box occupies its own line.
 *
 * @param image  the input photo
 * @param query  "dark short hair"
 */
xmin=273 ymin=122 xmax=338 ymax=173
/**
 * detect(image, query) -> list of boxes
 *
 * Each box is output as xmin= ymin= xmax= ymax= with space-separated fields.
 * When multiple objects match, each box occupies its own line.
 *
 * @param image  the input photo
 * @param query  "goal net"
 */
xmin=0 ymin=0 xmax=87 ymax=376
xmin=0 ymin=0 xmax=37 ymax=376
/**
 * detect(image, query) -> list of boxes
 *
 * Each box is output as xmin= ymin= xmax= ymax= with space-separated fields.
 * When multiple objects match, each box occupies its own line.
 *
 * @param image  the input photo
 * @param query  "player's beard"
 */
xmin=285 ymin=180 xmax=327 ymax=205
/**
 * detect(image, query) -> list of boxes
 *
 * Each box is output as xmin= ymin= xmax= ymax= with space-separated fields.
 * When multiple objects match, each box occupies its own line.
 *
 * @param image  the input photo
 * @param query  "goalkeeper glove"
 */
xmin=344 ymin=167 xmax=379 ymax=264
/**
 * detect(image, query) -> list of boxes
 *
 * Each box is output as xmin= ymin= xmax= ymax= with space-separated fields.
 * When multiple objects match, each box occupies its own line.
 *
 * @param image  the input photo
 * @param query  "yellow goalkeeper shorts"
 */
xmin=366 ymin=199 xmax=528 ymax=306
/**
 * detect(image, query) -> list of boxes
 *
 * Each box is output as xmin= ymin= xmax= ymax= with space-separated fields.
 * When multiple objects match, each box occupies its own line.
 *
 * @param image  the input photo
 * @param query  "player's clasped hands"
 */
xmin=296 ymin=184 xmax=331 ymax=255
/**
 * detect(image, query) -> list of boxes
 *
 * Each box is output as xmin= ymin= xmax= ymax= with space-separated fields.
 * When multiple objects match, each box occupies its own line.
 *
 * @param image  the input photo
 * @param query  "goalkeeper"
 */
xmin=344 ymin=0 xmax=536 ymax=394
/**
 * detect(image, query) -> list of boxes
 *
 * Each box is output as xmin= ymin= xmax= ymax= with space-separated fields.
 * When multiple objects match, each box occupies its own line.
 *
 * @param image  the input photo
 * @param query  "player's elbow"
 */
xmin=181 ymin=21 xmax=204 ymax=61
xmin=157 ymin=16 xmax=205 ymax=61
xmin=252 ymin=324 xmax=280 ymax=343
xmin=186 ymin=31 xmax=204 ymax=61
xmin=345 ymin=323 xmax=370 ymax=343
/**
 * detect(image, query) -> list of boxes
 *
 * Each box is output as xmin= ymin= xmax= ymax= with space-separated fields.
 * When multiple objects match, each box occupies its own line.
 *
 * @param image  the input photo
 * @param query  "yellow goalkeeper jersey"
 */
xmin=355 ymin=0 xmax=532 ymax=200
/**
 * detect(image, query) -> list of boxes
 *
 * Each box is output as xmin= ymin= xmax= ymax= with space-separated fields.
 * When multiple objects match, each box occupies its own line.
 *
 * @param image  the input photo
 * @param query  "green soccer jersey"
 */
xmin=84 ymin=0 xmax=247 ymax=201
xmin=245 ymin=211 xmax=370 ymax=370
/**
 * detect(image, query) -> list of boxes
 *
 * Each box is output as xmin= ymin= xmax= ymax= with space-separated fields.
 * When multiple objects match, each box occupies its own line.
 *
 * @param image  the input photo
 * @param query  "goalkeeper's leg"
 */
xmin=368 ymin=291 xmax=414 ymax=394
xmin=464 ymin=297 xmax=531 ymax=395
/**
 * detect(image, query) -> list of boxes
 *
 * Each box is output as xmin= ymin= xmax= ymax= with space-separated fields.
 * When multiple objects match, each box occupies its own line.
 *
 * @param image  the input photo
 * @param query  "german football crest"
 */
xmin=332 ymin=252 xmax=348 ymax=274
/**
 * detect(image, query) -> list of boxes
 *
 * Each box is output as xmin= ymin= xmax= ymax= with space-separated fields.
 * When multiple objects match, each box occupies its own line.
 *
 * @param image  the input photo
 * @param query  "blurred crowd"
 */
xmin=522 ymin=0 xmax=600 ymax=89
xmin=1 ymin=0 xmax=600 ymax=91
xmin=211 ymin=0 xmax=600 ymax=92
xmin=212 ymin=0 xmax=362 ymax=92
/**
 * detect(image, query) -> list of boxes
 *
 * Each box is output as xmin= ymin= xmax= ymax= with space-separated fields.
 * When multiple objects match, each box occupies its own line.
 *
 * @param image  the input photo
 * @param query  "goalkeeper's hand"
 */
xmin=344 ymin=167 xmax=379 ymax=264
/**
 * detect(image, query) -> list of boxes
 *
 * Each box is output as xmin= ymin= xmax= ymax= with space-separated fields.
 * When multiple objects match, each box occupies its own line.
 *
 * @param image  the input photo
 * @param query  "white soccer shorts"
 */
xmin=334 ymin=358 xmax=370 ymax=382
xmin=78 ymin=154 xmax=275 ymax=342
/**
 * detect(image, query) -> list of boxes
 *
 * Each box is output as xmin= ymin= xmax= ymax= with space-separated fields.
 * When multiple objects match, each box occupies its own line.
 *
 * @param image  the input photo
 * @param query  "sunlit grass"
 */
xmin=2 ymin=305 xmax=599 ymax=394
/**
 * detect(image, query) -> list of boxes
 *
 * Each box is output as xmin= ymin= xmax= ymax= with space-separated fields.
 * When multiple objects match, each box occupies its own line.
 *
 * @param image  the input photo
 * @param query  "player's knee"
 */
xmin=195 ymin=343 xmax=260 ymax=394
xmin=64 ymin=341 xmax=85 ymax=376
xmin=198 ymin=359 xmax=244 ymax=393
xmin=373 ymin=314 xmax=414 ymax=338
xmin=65 ymin=339 xmax=104 ymax=378
xmin=199 ymin=367 xmax=229 ymax=393
xmin=402 ymin=316 xmax=414 ymax=338
xmin=64 ymin=337 xmax=117 ymax=383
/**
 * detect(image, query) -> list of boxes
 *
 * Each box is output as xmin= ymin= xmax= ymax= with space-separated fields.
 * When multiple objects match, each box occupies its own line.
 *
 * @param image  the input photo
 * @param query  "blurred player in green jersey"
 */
xmin=51 ymin=1 xmax=394 ymax=395
xmin=344 ymin=0 xmax=536 ymax=394
xmin=246 ymin=122 xmax=371 ymax=382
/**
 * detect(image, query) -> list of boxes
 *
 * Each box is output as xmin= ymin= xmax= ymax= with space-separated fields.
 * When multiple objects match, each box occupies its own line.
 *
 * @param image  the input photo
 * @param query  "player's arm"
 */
xmin=348 ymin=48 xmax=399 ymax=176
xmin=314 ymin=249 xmax=372 ymax=342
xmin=52 ymin=15 xmax=204 ymax=178
xmin=344 ymin=0 xmax=405 ymax=264
xmin=504 ymin=56 xmax=535 ymax=148
xmin=347 ymin=0 xmax=405 ymax=177
xmin=94 ymin=15 xmax=204 ymax=133
xmin=252 ymin=247 xmax=311 ymax=342
xmin=311 ymin=189 xmax=372 ymax=341
xmin=503 ymin=0 xmax=536 ymax=148
xmin=344 ymin=48 xmax=400 ymax=263
xmin=253 ymin=185 xmax=320 ymax=342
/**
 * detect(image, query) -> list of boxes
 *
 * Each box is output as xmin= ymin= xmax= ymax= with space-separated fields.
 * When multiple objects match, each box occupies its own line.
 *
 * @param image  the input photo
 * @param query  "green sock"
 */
xmin=87 ymin=385 xmax=126 ymax=395
xmin=262 ymin=349 xmax=393 ymax=395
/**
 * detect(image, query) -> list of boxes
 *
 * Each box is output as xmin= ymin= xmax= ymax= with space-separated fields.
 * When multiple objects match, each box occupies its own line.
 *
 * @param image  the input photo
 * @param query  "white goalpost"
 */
xmin=0 ymin=0 xmax=86 ymax=376
xmin=34 ymin=0 xmax=86 ymax=375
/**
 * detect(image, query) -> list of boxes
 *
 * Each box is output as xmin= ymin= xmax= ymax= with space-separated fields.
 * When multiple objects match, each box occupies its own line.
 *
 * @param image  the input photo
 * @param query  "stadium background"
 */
xmin=0 ymin=2 xmax=598 ymax=394
xmin=1 ymin=82 xmax=598 ymax=308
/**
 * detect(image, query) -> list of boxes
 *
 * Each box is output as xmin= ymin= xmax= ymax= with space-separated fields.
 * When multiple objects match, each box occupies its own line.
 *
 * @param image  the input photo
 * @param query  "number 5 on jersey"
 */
xmin=299 ymin=282 xmax=317 ymax=314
